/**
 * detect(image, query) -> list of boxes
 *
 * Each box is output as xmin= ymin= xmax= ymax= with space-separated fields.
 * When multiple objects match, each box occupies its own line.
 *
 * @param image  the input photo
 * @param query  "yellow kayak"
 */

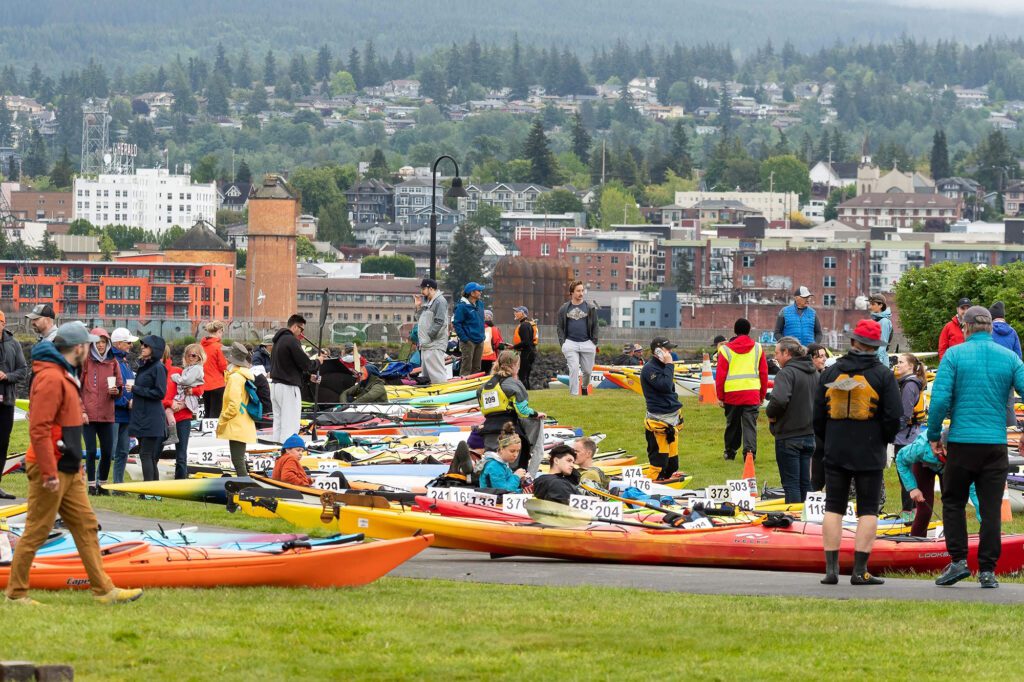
xmin=1 ymin=503 xmax=27 ymax=519
xmin=385 ymin=375 xmax=489 ymax=400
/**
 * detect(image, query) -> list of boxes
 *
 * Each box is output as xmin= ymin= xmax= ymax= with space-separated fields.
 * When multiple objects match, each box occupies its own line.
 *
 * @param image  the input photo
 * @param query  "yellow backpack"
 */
xmin=825 ymin=373 xmax=879 ymax=421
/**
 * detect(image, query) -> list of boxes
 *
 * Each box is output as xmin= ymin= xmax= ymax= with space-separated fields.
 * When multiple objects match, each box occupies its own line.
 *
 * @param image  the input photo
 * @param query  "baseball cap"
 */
xmin=849 ymin=319 xmax=884 ymax=347
xmin=513 ymin=306 xmax=529 ymax=315
xmin=110 ymin=327 xmax=139 ymax=343
xmin=794 ymin=286 xmax=813 ymax=298
xmin=957 ymin=297 xmax=972 ymax=308
xmin=261 ymin=333 xmax=275 ymax=346
xmin=419 ymin=278 xmax=438 ymax=290
xmin=53 ymin=321 xmax=99 ymax=347
xmin=25 ymin=303 xmax=55 ymax=320
xmin=463 ymin=282 xmax=485 ymax=294
xmin=630 ymin=343 xmax=644 ymax=353
xmin=650 ymin=336 xmax=678 ymax=352
xmin=963 ymin=305 xmax=992 ymax=326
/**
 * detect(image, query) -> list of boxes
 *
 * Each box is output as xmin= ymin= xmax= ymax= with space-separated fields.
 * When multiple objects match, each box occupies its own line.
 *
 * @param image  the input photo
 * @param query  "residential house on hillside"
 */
xmin=217 ymin=181 xmax=251 ymax=212
xmin=345 ymin=179 xmax=395 ymax=224
xmin=809 ymin=161 xmax=859 ymax=192
xmin=459 ymin=182 xmax=549 ymax=216
xmin=394 ymin=177 xmax=443 ymax=223
xmin=1005 ymin=182 xmax=1024 ymax=217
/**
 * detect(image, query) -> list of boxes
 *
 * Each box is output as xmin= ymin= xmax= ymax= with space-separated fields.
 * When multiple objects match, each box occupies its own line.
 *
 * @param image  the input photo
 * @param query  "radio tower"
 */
xmin=80 ymin=98 xmax=110 ymax=174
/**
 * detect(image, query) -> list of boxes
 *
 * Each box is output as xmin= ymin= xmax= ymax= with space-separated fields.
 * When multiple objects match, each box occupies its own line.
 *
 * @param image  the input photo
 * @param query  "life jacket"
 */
xmin=477 ymin=375 xmax=513 ymax=416
xmin=482 ymin=326 xmax=494 ymax=359
xmin=719 ymin=343 xmax=763 ymax=393
xmin=513 ymin=320 xmax=538 ymax=346
xmin=910 ymin=389 xmax=928 ymax=425
xmin=782 ymin=305 xmax=816 ymax=346
xmin=825 ymin=373 xmax=879 ymax=421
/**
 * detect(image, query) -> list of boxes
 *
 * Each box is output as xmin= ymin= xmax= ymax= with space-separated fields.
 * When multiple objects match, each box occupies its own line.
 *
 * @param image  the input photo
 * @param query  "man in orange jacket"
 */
xmin=715 ymin=318 xmax=769 ymax=461
xmin=938 ymin=297 xmax=971 ymax=360
xmin=272 ymin=434 xmax=312 ymax=486
xmin=5 ymin=322 xmax=143 ymax=605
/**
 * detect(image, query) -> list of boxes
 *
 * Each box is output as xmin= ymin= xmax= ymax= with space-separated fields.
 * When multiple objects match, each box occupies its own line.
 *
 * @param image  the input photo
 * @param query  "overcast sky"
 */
xmin=872 ymin=0 xmax=1024 ymax=14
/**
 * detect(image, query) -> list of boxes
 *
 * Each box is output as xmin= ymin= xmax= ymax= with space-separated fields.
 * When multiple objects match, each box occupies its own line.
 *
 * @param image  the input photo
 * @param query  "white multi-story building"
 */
xmin=675 ymin=190 xmax=800 ymax=223
xmin=73 ymin=168 xmax=217 ymax=234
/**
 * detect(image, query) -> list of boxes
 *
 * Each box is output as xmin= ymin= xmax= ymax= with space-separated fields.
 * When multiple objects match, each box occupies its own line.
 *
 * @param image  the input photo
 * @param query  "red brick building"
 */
xmin=514 ymin=226 xmax=592 ymax=258
xmin=9 ymin=190 xmax=73 ymax=222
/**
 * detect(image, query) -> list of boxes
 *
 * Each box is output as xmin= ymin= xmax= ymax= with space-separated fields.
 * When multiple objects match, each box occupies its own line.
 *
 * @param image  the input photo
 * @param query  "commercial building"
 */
xmin=674 ymin=190 xmax=799 ymax=223
xmin=565 ymin=231 xmax=660 ymax=292
xmin=837 ymin=193 xmax=961 ymax=229
xmin=9 ymin=189 xmax=73 ymax=222
xmin=73 ymin=168 xmax=218 ymax=233
xmin=294 ymin=276 xmax=421 ymax=327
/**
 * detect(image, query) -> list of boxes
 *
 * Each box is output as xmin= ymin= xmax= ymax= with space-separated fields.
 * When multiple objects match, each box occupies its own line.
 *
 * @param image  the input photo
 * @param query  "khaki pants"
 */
xmin=5 ymin=463 xmax=115 ymax=598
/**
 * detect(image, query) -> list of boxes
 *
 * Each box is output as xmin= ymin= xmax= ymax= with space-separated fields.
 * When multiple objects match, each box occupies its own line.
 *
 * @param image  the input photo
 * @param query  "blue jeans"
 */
xmin=173 ymin=419 xmax=191 ymax=479
xmin=112 ymin=422 xmax=131 ymax=483
xmin=775 ymin=434 xmax=815 ymax=503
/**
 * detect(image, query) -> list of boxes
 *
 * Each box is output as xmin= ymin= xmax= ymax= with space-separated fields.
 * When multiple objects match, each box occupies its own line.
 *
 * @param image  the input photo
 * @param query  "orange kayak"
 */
xmin=0 ymin=535 xmax=432 ymax=590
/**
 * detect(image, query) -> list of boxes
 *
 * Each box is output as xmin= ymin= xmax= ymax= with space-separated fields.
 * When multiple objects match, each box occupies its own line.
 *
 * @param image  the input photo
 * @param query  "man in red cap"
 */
xmin=813 ymin=319 xmax=901 ymax=586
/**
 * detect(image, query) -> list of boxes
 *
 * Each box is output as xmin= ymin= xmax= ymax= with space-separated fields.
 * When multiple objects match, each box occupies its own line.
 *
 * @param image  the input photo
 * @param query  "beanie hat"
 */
xmin=989 ymin=301 xmax=1006 ymax=319
xmin=850 ymin=319 xmax=884 ymax=347
xmin=281 ymin=434 xmax=305 ymax=451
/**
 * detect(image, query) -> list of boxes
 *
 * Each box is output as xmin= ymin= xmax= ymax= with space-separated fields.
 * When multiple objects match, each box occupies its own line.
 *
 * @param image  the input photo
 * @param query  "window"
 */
xmin=38 ymin=285 xmax=53 ymax=299
xmin=823 ymin=256 xmax=837 ymax=269
xmin=611 ymin=256 xmax=620 ymax=264
xmin=223 ymin=288 xmax=230 ymax=302
xmin=541 ymin=243 xmax=550 ymax=256
xmin=150 ymin=303 xmax=166 ymax=317
xmin=201 ymin=305 xmax=211 ymax=317
xmin=611 ymin=270 xmax=618 ymax=278
xmin=823 ymin=294 xmax=837 ymax=306
xmin=64 ymin=285 xmax=78 ymax=300
xmin=22 ymin=266 xmax=37 ymax=276
xmin=0 ymin=285 xmax=11 ymax=299
xmin=44 ymin=266 xmax=61 ymax=277
xmin=173 ymin=287 xmax=189 ymax=302
xmin=86 ymin=286 xmax=100 ymax=300
xmin=18 ymin=285 xmax=35 ymax=298
xmin=65 ymin=303 xmax=78 ymax=316
xmin=201 ymin=287 xmax=211 ymax=302
xmin=173 ymin=304 xmax=188 ymax=318
xmin=106 ymin=286 xmax=141 ymax=300
xmin=742 ymin=255 xmax=755 ymax=267
xmin=86 ymin=303 xmax=99 ymax=316
xmin=823 ymin=276 xmax=836 ymax=288
xmin=742 ymin=274 xmax=755 ymax=286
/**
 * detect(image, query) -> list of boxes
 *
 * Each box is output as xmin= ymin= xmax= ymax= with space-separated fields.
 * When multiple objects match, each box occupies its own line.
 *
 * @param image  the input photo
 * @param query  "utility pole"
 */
xmin=769 ymin=170 xmax=775 ymax=226
xmin=601 ymin=139 xmax=606 ymax=185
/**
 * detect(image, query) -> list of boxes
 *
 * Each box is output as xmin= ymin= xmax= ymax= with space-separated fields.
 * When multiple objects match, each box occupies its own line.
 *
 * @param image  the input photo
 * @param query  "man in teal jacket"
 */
xmin=927 ymin=306 xmax=1024 ymax=589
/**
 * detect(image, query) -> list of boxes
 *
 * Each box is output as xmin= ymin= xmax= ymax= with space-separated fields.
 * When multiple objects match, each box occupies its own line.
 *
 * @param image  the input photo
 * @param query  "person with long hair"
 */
xmin=476 ymin=350 xmax=546 ymax=476
xmin=200 ymin=320 xmax=228 ymax=418
xmin=556 ymin=280 xmax=598 ymax=396
xmin=477 ymin=422 xmax=526 ymax=493
xmin=128 ymin=335 xmax=168 ymax=482
xmin=894 ymin=352 xmax=927 ymax=519
xmin=163 ymin=343 xmax=206 ymax=479
xmin=80 ymin=328 xmax=122 ymax=494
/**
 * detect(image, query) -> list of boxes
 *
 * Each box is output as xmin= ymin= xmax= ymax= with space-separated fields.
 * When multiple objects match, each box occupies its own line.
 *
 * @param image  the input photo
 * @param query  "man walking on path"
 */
xmin=765 ymin=336 xmax=817 ymax=503
xmin=270 ymin=314 xmax=327 ymax=443
xmin=716 ymin=318 xmax=768 ymax=461
xmin=641 ymin=337 xmax=684 ymax=482
xmin=938 ymin=297 xmax=971 ymax=360
xmin=774 ymin=286 xmax=822 ymax=347
xmin=415 ymin=278 xmax=449 ymax=385
xmin=868 ymin=293 xmax=893 ymax=367
xmin=25 ymin=303 xmax=57 ymax=342
xmin=453 ymin=282 xmax=486 ymax=376
xmin=5 ymin=322 xmax=143 ymax=605
xmin=814 ymin=319 xmax=901 ymax=586
xmin=928 ymin=306 xmax=1024 ymax=589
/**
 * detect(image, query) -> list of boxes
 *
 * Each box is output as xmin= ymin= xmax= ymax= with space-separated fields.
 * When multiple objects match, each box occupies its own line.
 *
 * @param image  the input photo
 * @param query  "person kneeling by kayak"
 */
xmin=534 ymin=445 xmax=582 ymax=504
xmin=476 ymin=350 xmax=546 ymax=477
xmin=339 ymin=363 xmax=387 ymax=404
xmin=477 ymin=422 xmax=527 ymax=493
xmin=896 ymin=429 xmax=978 ymax=538
xmin=273 ymin=434 xmax=311 ymax=487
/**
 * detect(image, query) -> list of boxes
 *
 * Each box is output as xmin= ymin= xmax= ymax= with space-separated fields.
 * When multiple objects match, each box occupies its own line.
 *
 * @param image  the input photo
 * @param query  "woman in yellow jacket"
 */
xmin=216 ymin=342 xmax=257 ymax=475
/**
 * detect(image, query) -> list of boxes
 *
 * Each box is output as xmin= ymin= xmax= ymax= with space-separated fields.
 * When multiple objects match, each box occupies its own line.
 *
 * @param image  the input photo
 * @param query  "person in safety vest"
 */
xmin=511 ymin=306 xmax=538 ymax=388
xmin=774 ymin=285 xmax=822 ymax=347
xmin=715 ymin=318 xmax=769 ymax=461
xmin=476 ymin=350 xmax=546 ymax=476
xmin=640 ymin=336 xmax=684 ymax=483
xmin=480 ymin=310 xmax=504 ymax=374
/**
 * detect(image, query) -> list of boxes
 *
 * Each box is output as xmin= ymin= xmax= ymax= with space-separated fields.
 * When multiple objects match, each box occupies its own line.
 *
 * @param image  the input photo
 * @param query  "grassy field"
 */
xmin=4 ymin=391 xmax=1024 ymax=680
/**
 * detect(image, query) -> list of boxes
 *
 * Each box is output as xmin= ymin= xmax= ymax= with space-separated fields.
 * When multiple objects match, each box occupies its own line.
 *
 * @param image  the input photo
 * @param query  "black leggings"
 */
xmin=138 ymin=436 xmax=163 ymax=481
xmin=203 ymin=387 xmax=224 ymax=419
xmin=824 ymin=465 xmax=884 ymax=517
xmin=84 ymin=421 xmax=116 ymax=484
xmin=229 ymin=441 xmax=249 ymax=476
xmin=0 ymin=403 xmax=13 ymax=481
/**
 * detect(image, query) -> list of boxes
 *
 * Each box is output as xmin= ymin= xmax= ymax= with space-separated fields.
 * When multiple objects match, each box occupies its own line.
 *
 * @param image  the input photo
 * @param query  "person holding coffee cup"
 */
xmin=81 ymin=327 xmax=122 ymax=494
xmin=109 ymin=327 xmax=138 ymax=484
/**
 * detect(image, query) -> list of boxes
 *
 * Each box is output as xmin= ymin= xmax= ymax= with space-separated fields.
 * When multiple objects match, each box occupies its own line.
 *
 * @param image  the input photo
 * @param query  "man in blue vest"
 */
xmin=775 ymin=286 xmax=823 ymax=347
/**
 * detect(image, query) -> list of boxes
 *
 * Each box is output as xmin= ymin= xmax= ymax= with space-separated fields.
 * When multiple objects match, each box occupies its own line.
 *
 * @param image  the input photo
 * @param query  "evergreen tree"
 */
xmin=171 ymin=70 xmax=197 ymax=115
xmin=214 ymin=43 xmax=231 ymax=83
xmin=37 ymin=231 xmax=62 ymax=260
xmin=366 ymin=148 xmax=390 ymax=180
xmin=570 ymin=112 xmax=591 ymax=164
xmin=509 ymin=33 xmax=528 ymax=100
xmin=49 ymin=147 xmax=73 ymax=188
xmin=669 ymin=120 xmax=692 ymax=178
xmin=363 ymin=41 xmax=381 ymax=87
xmin=235 ymin=160 xmax=252 ymax=183
xmin=799 ymin=131 xmax=815 ymax=165
xmin=247 ymin=82 xmax=268 ymax=114
xmin=717 ymin=87 xmax=733 ymax=136
xmin=830 ymin=128 xmax=848 ymax=162
xmin=7 ymin=155 xmax=18 ymax=181
xmin=522 ymin=119 xmax=558 ymax=186
xmin=816 ymin=128 xmax=831 ymax=163
xmin=206 ymin=72 xmax=230 ymax=116
xmin=21 ymin=125 xmax=48 ymax=177
xmin=316 ymin=45 xmax=333 ymax=82
xmin=318 ymin=199 xmax=354 ymax=247
xmin=235 ymin=49 xmax=253 ymax=88
xmin=0 ymin=98 xmax=10 ymax=147
xmin=595 ymin=101 xmax=612 ymax=129
xmin=613 ymin=84 xmax=639 ymax=125
xmin=348 ymin=48 xmax=362 ymax=89
xmin=263 ymin=51 xmax=277 ymax=86
xmin=444 ymin=222 xmax=486 ymax=297
xmin=930 ymin=129 xmax=950 ymax=180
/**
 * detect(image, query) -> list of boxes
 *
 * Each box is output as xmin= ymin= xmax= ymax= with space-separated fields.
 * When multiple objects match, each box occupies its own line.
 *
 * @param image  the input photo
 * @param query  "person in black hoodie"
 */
xmin=128 ymin=335 xmax=168 ymax=482
xmin=640 ymin=336 xmax=683 ymax=482
xmin=533 ymin=445 xmax=582 ymax=504
xmin=765 ymin=336 xmax=817 ymax=503
xmin=270 ymin=314 xmax=328 ymax=443
xmin=813 ymin=319 xmax=901 ymax=586
xmin=0 ymin=311 xmax=28 ymax=499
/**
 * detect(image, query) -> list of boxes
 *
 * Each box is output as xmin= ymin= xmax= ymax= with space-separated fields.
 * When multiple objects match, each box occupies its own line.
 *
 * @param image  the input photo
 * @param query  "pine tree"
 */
xmin=366 ymin=148 xmax=390 ymax=180
xmin=171 ymin=70 xmax=197 ymax=115
xmin=930 ymin=129 xmax=950 ymax=180
xmin=38 ymin=231 xmax=62 ymax=260
xmin=570 ymin=112 xmax=591 ymax=164
xmin=22 ymin=125 xmax=48 ymax=177
xmin=214 ymin=43 xmax=231 ymax=84
xmin=0 ymin=98 xmax=10 ymax=147
xmin=263 ymin=50 xmax=277 ymax=86
xmin=509 ymin=33 xmax=528 ymax=100
xmin=206 ymin=72 xmax=230 ymax=116
xmin=816 ymin=128 xmax=832 ymax=163
xmin=316 ymin=45 xmax=333 ymax=82
xmin=717 ymin=87 xmax=733 ymax=136
xmin=49 ymin=147 xmax=73 ymax=188
xmin=669 ymin=120 xmax=692 ymax=178
xmin=7 ymin=155 xmax=18 ymax=181
xmin=444 ymin=222 xmax=486 ymax=297
xmin=830 ymin=129 xmax=848 ymax=162
xmin=235 ymin=160 xmax=252 ymax=183
xmin=247 ymin=82 xmax=268 ymax=115
xmin=522 ymin=119 xmax=558 ymax=186
xmin=363 ymin=41 xmax=381 ymax=87
xmin=613 ymin=84 xmax=638 ymax=125
xmin=348 ymin=48 xmax=362 ymax=89
xmin=235 ymin=49 xmax=253 ymax=88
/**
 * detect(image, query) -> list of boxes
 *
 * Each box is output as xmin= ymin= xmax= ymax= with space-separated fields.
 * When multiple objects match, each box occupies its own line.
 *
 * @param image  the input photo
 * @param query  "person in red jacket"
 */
xmin=163 ymin=343 xmax=206 ymax=480
xmin=272 ymin=434 xmax=312 ymax=486
xmin=200 ymin=320 xmax=228 ymax=418
xmin=938 ymin=297 xmax=971 ymax=360
xmin=715 ymin=318 xmax=769 ymax=461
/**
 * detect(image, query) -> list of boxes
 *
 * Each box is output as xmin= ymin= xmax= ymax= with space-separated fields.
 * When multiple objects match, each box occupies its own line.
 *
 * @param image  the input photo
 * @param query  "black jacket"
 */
xmin=556 ymin=300 xmax=598 ymax=346
xmin=813 ymin=350 xmax=901 ymax=471
xmin=0 ymin=329 xmax=27 ymax=406
xmin=533 ymin=470 xmax=582 ymax=504
xmin=128 ymin=335 xmax=168 ymax=439
xmin=254 ymin=373 xmax=272 ymax=415
xmin=252 ymin=346 xmax=272 ymax=371
xmin=270 ymin=328 xmax=320 ymax=387
xmin=640 ymin=357 xmax=682 ymax=414
xmin=512 ymin=319 xmax=537 ymax=356
xmin=765 ymin=354 xmax=817 ymax=440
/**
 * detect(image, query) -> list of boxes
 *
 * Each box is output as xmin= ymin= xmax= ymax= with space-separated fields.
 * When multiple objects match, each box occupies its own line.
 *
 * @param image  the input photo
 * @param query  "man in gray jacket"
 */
xmin=416 ymin=278 xmax=449 ymax=385
xmin=765 ymin=336 xmax=817 ymax=503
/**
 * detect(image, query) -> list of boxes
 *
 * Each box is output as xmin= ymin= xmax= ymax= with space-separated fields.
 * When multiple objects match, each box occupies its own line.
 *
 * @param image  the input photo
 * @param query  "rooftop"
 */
xmin=251 ymin=174 xmax=296 ymax=200
xmin=167 ymin=220 xmax=233 ymax=252
xmin=838 ymin=193 xmax=959 ymax=209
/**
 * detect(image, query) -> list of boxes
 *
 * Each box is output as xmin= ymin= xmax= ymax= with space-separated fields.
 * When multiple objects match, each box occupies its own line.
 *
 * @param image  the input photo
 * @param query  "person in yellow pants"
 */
xmin=641 ymin=337 xmax=684 ymax=482
xmin=5 ymin=322 xmax=143 ymax=606
xmin=644 ymin=417 xmax=683 ymax=481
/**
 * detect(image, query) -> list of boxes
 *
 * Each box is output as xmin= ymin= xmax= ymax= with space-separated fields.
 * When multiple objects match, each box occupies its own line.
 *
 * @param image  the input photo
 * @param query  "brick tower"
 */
xmin=246 ymin=175 xmax=299 ymax=327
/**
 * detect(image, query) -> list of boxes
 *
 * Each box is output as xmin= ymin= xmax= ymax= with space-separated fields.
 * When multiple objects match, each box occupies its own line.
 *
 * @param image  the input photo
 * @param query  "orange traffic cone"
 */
xmin=698 ymin=352 xmax=717 ymax=404
xmin=1002 ymin=483 xmax=1012 ymax=522
xmin=742 ymin=451 xmax=758 ymax=497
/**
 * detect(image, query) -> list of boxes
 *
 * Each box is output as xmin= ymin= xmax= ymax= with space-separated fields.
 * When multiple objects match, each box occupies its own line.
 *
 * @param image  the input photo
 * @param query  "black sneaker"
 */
xmin=851 ymin=572 xmax=885 ymax=585
xmin=0 ymin=487 xmax=15 ymax=500
xmin=978 ymin=571 xmax=999 ymax=589
xmin=935 ymin=560 xmax=971 ymax=586
xmin=723 ymin=451 xmax=736 ymax=461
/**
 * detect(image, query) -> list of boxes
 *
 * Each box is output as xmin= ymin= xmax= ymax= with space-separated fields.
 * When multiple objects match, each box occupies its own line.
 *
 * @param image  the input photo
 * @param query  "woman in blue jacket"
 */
xmin=128 ymin=335 xmax=168 ymax=482
xmin=453 ymin=282 xmax=485 ymax=376
xmin=477 ymin=422 xmax=525 ymax=493
xmin=896 ymin=429 xmax=977 ymax=538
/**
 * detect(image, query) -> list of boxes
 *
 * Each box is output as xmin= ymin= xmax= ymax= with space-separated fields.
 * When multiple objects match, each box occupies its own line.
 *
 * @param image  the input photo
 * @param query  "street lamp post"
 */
xmin=430 ymin=154 xmax=469 ymax=281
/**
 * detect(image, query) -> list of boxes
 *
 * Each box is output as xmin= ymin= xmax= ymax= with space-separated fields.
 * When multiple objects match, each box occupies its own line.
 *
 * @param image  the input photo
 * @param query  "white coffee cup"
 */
xmin=107 ymin=376 xmax=116 ymax=390
xmin=126 ymin=379 xmax=135 ymax=391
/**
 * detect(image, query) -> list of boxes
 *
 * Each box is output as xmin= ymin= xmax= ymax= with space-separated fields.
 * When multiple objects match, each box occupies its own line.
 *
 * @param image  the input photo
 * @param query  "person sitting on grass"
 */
xmin=477 ymin=422 xmax=526 ymax=493
xmin=272 ymin=434 xmax=311 ymax=487
xmin=572 ymin=437 xmax=610 ymax=488
xmin=533 ymin=445 xmax=581 ymax=504
xmin=896 ymin=428 xmax=978 ymax=539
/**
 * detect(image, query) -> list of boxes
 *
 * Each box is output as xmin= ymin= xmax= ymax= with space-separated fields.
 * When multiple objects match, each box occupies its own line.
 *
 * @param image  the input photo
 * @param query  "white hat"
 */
xmin=110 ymin=327 xmax=139 ymax=343
xmin=794 ymin=286 xmax=813 ymax=298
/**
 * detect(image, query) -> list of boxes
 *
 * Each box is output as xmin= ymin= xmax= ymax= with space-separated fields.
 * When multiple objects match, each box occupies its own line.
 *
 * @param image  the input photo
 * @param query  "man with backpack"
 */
xmin=511 ymin=306 xmax=538 ymax=388
xmin=813 ymin=319 xmax=901 ymax=586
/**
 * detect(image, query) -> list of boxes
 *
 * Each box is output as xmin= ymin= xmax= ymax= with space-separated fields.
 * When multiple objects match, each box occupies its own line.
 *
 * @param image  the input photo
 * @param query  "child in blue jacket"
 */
xmin=896 ymin=429 xmax=978 ymax=537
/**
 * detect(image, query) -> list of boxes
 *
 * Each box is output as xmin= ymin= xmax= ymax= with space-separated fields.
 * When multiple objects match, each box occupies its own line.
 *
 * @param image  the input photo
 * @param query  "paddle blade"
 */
xmin=524 ymin=498 xmax=594 ymax=528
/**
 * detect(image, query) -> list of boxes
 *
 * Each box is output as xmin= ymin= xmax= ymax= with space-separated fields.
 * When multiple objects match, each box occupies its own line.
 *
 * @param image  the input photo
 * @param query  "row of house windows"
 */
xmin=741 ymin=255 xmax=839 ymax=269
